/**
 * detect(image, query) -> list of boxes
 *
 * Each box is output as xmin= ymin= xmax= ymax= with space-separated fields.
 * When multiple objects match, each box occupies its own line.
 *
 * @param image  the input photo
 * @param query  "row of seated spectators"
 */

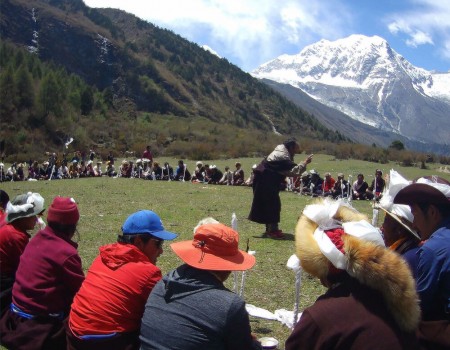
xmin=0 ymin=155 xmax=386 ymax=200
xmin=0 ymin=158 xmax=253 ymax=186
xmin=292 ymin=168 xmax=386 ymax=201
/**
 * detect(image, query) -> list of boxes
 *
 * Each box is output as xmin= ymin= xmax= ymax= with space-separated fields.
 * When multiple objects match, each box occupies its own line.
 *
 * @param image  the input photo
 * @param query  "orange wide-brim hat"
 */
xmin=170 ymin=223 xmax=255 ymax=271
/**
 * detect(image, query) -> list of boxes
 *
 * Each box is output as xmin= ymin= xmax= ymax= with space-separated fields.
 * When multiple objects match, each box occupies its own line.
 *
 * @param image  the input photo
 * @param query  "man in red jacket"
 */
xmin=66 ymin=210 xmax=178 ymax=350
xmin=321 ymin=172 xmax=336 ymax=197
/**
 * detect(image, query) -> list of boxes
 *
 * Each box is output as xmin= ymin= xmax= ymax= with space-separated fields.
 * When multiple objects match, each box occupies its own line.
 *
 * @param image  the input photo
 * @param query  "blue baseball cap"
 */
xmin=122 ymin=210 xmax=178 ymax=240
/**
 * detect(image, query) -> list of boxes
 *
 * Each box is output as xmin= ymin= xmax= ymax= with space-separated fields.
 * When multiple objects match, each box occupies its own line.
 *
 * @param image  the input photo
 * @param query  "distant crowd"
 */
xmin=0 ymin=146 xmax=387 ymax=201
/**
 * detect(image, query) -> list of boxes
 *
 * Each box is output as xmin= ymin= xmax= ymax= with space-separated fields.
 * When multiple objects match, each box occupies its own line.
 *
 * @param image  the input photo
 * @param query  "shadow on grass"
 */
xmin=251 ymin=232 xmax=295 ymax=241
xmin=280 ymin=232 xmax=295 ymax=241
xmin=252 ymin=326 xmax=273 ymax=335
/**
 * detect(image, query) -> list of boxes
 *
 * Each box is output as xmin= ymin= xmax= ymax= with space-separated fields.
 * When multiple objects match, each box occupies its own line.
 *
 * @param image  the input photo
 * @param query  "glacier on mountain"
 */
xmin=252 ymin=34 xmax=450 ymax=145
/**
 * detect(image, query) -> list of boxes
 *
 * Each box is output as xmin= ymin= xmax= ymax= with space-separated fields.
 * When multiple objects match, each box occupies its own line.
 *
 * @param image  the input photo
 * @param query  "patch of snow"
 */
xmin=421 ymin=73 xmax=450 ymax=102
xmin=263 ymin=114 xmax=281 ymax=135
xmin=27 ymin=9 xmax=38 ymax=55
xmin=201 ymin=45 xmax=221 ymax=58
xmin=96 ymin=34 xmax=110 ymax=64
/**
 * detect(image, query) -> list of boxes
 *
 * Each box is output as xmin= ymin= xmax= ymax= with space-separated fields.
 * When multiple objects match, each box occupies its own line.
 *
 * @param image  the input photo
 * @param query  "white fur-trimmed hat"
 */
xmin=295 ymin=198 xmax=420 ymax=332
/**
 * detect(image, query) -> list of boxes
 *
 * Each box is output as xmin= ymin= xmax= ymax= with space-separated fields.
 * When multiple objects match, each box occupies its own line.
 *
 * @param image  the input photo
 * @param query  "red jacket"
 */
xmin=69 ymin=243 xmax=162 ymax=335
xmin=322 ymin=177 xmax=336 ymax=192
xmin=0 ymin=223 xmax=30 ymax=279
xmin=0 ymin=211 xmax=6 ymax=228
xmin=12 ymin=226 xmax=84 ymax=315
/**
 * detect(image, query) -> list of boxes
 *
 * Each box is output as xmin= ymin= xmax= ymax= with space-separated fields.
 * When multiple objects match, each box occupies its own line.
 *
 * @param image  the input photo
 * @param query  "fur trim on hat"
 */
xmin=343 ymin=234 xmax=420 ymax=331
xmin=295 ymin=199 xmax=420 ymax=332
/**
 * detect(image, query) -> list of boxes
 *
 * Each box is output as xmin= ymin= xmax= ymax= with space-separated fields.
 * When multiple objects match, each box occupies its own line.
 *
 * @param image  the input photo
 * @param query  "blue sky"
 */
xmin=83 ymin=0 xmax=450 ymax=73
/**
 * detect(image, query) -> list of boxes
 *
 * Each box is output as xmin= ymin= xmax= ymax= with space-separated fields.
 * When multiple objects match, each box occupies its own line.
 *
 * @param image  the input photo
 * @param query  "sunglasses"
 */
xmin=150 ymin=238 xmax=164 ymax=249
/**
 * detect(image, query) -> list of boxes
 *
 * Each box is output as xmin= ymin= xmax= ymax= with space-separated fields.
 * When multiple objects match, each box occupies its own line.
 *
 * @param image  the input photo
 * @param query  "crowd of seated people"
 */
xmin=292 ymin=169 xmax=384 ymax=200
xmin=0 ymin=151 xmax=385 ymax=201
xmin=0 ymin=150 xmax=252 ymax=186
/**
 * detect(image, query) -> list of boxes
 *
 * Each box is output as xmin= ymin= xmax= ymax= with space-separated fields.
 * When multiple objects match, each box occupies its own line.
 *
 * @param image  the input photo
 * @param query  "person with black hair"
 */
xmin=366 ymin=169 xmax=386 ymax=200
xmin=174 ymin=160 xmax=191 ymax=181
xmin=248 ymin=139 xmax=313 ymax=239
xmin=0 ymin=189 xmax=9 ymax=227
xmin=162 ymin=162 xmax=174 ymax=180
xmin=352 ymin=173 xmax=369 ymax=200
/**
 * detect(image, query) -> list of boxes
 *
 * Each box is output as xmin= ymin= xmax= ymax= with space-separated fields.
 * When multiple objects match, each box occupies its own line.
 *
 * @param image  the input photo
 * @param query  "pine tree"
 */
xmin=37 ymin=72 xmax=61 ymax=118
xmin=80 ymin=86 xmax=94 ymax=115
xmin=15 ymin=64 xmax=35 ymax=109
xmin=0 ymin=66 xmax=16 ymax=117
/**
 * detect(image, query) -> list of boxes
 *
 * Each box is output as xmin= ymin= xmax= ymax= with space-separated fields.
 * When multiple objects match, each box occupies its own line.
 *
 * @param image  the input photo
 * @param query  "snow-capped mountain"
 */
xmin=252 ymin=35 xmax=450 ymax=147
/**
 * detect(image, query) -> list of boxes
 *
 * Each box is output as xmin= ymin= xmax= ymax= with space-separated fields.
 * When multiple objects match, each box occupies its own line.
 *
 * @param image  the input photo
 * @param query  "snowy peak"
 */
xmin=252 ymin=34 xmax=450 ymax=146
xmin=253 ymin=34 xmax=450 ymax=99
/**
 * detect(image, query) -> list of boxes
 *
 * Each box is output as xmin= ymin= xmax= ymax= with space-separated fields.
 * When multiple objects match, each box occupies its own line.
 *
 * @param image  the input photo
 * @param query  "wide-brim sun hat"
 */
xmin=122 ymin=210 xmax=177 ymax=240
xmin=378 ymin=170 xmax=420 ymax=240
xmin=171 ymin=223 xmax=255 ymax=271
xmin=6 ymin=192 xmax=45 ymax=223
xmin=378 ymin=207 xmax=420 ymax=240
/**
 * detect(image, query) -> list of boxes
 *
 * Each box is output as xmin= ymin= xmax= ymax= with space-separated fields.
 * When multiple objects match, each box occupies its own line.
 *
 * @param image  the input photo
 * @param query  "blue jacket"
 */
xmin=416 ymin=217 xmax=450 ymax=321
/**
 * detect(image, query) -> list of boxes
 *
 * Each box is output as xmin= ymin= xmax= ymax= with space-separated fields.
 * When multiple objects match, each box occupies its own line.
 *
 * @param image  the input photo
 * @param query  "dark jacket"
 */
xmin=286 ymin=276 xmax=420 ymax=350
xmin=0 ymin=227 xmax=84 ymax=350
xmin=249 ymin=144 xmax=305 ymax=224
xmin=11 ymin=226 xmax=84 ymax=315
xmin=140 ymin=264 xmax=261 ymax=350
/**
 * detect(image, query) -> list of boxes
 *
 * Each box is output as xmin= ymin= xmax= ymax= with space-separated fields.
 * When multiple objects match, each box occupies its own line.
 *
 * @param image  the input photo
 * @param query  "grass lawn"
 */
xmin=1 ymin=154 xmax=449 ymax=349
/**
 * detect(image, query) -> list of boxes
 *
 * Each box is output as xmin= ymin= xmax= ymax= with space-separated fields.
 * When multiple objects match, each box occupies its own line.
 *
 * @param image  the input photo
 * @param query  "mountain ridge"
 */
xmin=1 ymin=0 xmax=350 ymax=160
xmin=252 ymin=34 xmax=450 ymax=150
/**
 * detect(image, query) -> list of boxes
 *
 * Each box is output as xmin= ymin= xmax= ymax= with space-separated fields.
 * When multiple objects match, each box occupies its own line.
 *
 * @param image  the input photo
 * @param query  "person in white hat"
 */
xmin=0 ymin=192 xmax=45 ymax=313
xmin=378 ymin=170 xmax=421 ymax=277
xmin=208 ymin=165 xmax=223 ymax=184
xmin=192 ymin=161 xmax=205 ymax=183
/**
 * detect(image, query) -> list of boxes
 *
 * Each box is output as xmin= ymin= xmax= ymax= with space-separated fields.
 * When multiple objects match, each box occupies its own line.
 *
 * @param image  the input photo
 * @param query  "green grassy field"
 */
xmin=1 ymin=154 xmax=449 ymax=349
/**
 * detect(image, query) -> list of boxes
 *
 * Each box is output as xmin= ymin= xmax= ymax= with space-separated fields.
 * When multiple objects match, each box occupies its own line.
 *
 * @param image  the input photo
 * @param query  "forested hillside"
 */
xmin=0 ymin=0 xmax=448 ymax=166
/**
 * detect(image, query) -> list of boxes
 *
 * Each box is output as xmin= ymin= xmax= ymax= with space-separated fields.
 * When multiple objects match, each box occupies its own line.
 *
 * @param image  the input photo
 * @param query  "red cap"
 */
xmin=47 ymin=197 xmax=79 ymax=225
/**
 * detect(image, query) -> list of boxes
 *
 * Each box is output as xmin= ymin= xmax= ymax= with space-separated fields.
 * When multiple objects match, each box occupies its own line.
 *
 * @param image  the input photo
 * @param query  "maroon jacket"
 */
xmin=0 ymin=224 xmax=30 ymax=280
xmin=12 ymin=226 xmax=84 ymax=315
xmin=286 ymin=277 xmax=419 ymax=350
